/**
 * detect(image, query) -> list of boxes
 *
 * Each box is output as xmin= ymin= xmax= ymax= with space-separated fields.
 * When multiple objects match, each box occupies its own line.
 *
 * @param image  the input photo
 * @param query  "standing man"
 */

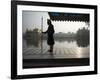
xmin=43 ymin=19 xmax=55 ymax=52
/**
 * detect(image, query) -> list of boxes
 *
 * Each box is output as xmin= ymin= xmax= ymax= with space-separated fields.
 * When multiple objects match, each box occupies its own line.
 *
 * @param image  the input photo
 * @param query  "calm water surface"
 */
xmin=23 ymin=39 xmax=89 ymax=50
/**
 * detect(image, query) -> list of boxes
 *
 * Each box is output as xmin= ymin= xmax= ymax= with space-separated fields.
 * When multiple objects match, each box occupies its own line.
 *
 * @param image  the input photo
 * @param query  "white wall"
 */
xmin=0 ymin=0 xmax=99 ymax=80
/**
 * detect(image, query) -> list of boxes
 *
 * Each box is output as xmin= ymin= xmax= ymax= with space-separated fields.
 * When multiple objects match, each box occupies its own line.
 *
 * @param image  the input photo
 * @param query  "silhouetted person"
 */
xmin=43 ymin=19 xmax=55 ymax=52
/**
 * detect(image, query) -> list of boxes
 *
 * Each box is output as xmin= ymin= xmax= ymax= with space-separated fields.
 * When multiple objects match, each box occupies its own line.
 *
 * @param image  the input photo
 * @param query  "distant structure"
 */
xmin=54 ymin=32 xmax=76 ymax=38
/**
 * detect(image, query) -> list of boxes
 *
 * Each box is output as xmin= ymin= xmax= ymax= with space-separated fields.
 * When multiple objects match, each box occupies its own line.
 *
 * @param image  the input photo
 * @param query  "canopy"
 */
xmin=48 ymin=12 xmax=89 ymax=22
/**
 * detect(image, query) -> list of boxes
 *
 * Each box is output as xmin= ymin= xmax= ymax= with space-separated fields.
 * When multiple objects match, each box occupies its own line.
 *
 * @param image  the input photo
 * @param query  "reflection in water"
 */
xmin=24 ymin=28 xmax=41 ymax=47
xmin=24 ymin=37 xmax=89 ymax=48
xmin=76 ymin=38 xmax=89 ymax=47
xmin=54 ymin=38 xmax=75 ymax=43
xmin=26 ymin=39 xmax=40 ymax=47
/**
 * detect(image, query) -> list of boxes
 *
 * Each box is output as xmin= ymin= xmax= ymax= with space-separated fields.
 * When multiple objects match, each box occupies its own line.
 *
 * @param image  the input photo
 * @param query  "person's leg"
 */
xmin=48 ymin=45 xmax=51 ymax=52
xmin=48 ymin=45 xmax=53 ymax=52
xmin=51 ymin=45 xmax=53 ymax=51
xmin=50 ymin=45 xmax=53 ymax=52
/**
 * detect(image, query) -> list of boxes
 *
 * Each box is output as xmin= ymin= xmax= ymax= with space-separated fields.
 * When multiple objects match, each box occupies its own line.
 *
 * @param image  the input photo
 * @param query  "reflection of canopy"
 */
xmin=48 ymin=12 xmax=89 ymax=22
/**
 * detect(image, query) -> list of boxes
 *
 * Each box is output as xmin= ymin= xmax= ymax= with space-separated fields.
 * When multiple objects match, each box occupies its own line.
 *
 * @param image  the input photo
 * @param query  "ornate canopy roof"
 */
xmin=48 ymin=12 xmax=89 ymax=22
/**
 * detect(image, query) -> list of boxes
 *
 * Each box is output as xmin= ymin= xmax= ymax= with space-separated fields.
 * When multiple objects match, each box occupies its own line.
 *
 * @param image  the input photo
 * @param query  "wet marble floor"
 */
xmin=23 ymin=47 xmax=89 ymax=59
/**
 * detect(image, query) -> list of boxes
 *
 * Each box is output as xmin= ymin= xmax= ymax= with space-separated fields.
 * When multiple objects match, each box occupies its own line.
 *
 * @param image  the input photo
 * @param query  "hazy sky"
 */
xmin=22 ymin=11 xmax=89 ymax=33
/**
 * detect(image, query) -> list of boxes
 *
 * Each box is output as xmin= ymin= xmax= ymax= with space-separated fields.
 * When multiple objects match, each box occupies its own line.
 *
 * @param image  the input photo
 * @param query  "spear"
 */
xmin=41 ymin=17 xmax=43 ymax=54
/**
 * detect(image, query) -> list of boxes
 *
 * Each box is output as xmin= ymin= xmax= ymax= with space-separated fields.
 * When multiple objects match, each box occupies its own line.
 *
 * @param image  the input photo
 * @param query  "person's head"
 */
xmin=47 ymin=19 xmax=52 ymax=25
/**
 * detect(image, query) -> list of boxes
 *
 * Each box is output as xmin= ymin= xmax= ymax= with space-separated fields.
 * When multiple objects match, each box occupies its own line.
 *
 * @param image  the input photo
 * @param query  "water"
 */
xmin=23 ymin=38 xmax=89 ymax=50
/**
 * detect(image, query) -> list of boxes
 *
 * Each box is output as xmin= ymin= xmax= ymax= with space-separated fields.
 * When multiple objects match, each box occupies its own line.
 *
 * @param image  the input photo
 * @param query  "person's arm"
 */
xmin=42 ymin=31 xmax=47 ymax=34
xmin=42 ymin=28 xmax=48 ymax=34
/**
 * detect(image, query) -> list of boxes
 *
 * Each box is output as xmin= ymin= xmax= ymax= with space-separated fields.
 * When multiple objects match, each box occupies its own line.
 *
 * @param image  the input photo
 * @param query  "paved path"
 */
xmin=23 ymin=47 xmax=89 ymax=59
